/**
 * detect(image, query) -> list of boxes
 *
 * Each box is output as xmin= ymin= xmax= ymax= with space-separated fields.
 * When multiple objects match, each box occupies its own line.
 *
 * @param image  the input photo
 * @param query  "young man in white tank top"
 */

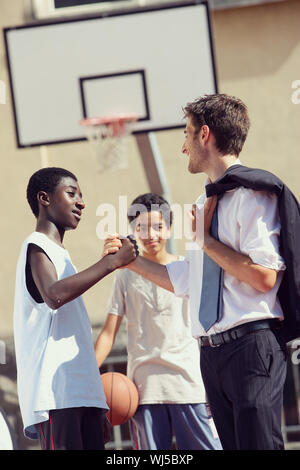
xmin=13 ymin=167 xmax=138 ymax=450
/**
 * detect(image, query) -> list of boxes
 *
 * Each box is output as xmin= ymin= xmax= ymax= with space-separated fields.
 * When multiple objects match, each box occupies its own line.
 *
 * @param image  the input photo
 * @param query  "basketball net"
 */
xmin=80 ymin=113 xmax=137 ymax=172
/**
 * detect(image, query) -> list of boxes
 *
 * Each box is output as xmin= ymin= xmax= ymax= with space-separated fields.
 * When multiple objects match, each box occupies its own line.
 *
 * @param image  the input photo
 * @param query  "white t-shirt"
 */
xmin=107 ymin=264 xmax=206 ymax=404
xmin=13 ymin=232 xmax=108 ymax=439
xmin=166 ymin=184 xmax=286 ymax=338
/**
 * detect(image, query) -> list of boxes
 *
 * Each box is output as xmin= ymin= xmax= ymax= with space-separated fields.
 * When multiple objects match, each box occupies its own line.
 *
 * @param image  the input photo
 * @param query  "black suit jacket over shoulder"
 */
xmin=205 ymin=164 xmax=300 ymax=343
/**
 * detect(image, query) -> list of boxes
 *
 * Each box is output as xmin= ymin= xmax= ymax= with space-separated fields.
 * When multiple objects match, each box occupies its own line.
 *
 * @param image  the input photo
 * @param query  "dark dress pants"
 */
xmin=200 ymin=328 xmax=287 ymax=450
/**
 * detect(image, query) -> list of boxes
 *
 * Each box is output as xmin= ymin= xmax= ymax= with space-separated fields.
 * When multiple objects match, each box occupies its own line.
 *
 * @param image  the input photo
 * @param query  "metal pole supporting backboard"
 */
xmin=135 ymin=132 xmax=175 ymax=252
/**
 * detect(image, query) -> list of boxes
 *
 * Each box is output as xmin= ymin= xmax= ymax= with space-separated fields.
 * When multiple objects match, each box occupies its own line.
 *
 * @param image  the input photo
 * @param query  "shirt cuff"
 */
xmin=248 ymin=249 xmax=286 ymax=271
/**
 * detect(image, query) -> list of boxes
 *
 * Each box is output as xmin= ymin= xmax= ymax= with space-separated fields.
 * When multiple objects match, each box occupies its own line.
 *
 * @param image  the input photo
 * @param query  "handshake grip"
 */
xmin=113 ymin=235 xmax=139 ymax=268
xmin=104 ymin=234 xmax=139 ymax=266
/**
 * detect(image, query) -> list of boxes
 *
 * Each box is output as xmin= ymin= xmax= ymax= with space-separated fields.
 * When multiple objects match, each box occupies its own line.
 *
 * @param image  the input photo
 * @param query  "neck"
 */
xmin=206 ymin=154 xmax=238 ymax=183
xmin=36 ymin=218 xmax=65 ymax=247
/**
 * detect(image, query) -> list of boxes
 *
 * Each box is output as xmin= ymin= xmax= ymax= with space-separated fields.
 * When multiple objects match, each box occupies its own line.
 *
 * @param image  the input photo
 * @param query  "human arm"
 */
xmin=94 ymin=314 xmax=123 ymax=367
xmin=28 ymin=237 xmax=137 ymax=309
xmin=127 ymin=256 xmax=174 ymax=292
xmin=102 ymin=235 xmax=174 ymax=292
xmin=192 ymin=194 xmax=279 ymax=293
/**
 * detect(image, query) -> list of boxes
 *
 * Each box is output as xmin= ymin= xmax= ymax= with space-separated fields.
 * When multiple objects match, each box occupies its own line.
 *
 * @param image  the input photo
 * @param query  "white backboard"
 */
xmin=4 ymin=1 xmax=217 ymax=148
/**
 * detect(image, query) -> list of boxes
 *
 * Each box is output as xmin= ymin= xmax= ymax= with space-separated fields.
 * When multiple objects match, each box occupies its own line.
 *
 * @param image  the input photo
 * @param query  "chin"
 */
xmin=65 ymin=224 xmax=77 ymax=231
xmin=188 ymin=165 xmax=197 ymax=174
xmin=189 ymin=162 xmax=203 ymax=174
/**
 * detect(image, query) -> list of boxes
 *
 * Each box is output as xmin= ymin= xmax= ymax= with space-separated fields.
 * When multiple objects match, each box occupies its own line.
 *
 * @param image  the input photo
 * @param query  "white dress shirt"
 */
xmin=166 ymin=163 xmax=286 ymax=338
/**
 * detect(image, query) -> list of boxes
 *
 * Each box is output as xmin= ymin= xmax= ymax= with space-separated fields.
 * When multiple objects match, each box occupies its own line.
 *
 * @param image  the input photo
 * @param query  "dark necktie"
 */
xmin=198 ymin=196 xmax=224 ymax=332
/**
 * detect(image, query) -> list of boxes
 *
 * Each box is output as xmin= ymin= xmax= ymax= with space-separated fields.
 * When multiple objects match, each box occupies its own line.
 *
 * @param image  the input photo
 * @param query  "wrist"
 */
xmin=103 ymin=253 xmax=122 ymax=272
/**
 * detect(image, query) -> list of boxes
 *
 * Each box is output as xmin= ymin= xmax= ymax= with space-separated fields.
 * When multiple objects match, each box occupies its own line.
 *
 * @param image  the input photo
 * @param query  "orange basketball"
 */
xmin=101 ymin=372 xmax=139 ymax=426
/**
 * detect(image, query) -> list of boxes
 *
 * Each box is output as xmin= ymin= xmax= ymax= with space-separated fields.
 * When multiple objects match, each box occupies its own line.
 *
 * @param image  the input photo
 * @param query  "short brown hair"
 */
xmin=183 ymin=94 xmax=250 ymax=157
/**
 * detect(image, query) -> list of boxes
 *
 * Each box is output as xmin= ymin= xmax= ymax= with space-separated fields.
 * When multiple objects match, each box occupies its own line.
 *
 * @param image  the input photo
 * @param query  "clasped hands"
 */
xmin=102 ymin=234 xmax=139 ymax=265
xmin=102 ymin=195 xmax=217 ymax=258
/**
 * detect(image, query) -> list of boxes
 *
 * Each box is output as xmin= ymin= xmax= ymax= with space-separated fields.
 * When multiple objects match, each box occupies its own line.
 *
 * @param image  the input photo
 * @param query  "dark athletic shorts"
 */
xmin=36 ymin=406 xmax=107 ymax=450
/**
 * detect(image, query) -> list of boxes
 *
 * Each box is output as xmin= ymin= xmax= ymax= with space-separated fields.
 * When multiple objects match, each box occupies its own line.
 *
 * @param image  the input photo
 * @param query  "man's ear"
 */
xmin=37 ymin=191 xmax=50 ymax=209
xmin=200 ymin=125 xmax=210 ymax=144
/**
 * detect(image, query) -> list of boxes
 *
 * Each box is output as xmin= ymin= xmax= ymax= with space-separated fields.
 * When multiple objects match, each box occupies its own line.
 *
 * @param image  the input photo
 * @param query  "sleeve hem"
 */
xmin=248 ymin=252 xmax=286 ymax=271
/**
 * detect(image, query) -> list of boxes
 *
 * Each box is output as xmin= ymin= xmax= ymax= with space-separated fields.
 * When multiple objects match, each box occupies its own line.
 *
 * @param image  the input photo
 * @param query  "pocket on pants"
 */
xmin=255 ymin=331 xmax=273 ymax=377
xmin=231 ymin=330 xmax=273 ymax=378
xmin=254 ymin=329 xmax=285 ymax=378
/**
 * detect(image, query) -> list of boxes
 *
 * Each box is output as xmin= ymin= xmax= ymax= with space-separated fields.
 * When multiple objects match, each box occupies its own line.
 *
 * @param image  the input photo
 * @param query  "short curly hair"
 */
xmin=27 ymin=167 xmax=78 ymax=217
xmin=127 ymin=193 xmax=173 ymax=228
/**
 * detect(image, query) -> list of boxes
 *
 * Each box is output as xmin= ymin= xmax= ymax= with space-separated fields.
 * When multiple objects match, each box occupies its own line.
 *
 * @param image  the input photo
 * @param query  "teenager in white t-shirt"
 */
xmin=95 ymin=193 xmax=221 ymax=450
xmin=13 ymin=167 xmax=137 ymax=450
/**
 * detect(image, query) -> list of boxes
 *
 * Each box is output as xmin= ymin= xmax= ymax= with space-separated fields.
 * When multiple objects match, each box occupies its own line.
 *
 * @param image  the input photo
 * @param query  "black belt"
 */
xmin=199 ymin=319 xmax=282 ymax=348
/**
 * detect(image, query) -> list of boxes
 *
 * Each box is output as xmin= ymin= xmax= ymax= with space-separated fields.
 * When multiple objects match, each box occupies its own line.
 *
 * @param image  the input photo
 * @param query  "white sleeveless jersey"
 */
xmin=13 ymin=232 xmax=108 ymax=439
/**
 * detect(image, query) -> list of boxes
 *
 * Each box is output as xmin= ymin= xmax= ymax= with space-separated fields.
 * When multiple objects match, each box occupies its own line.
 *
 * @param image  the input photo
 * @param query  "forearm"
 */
xmin=94 ymin=332 xmax=114 ymax=368
xmin=47 ymin=255 xmax=119 ymax=309
xmin=203 ymin=236 xmax=277 ymax=293
xmin=127 ymin=256 xmax=174 ymax=292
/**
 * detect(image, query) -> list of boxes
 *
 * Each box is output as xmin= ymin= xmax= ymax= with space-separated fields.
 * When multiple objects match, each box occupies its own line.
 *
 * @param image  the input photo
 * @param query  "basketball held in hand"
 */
xmin=101 ymin=372 xmax=139 ymax=426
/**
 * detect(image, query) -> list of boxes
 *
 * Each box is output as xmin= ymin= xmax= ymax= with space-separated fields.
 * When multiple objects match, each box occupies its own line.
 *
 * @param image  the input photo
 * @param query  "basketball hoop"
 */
xmin=80 ymin=113 xmax=138 ymax=172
